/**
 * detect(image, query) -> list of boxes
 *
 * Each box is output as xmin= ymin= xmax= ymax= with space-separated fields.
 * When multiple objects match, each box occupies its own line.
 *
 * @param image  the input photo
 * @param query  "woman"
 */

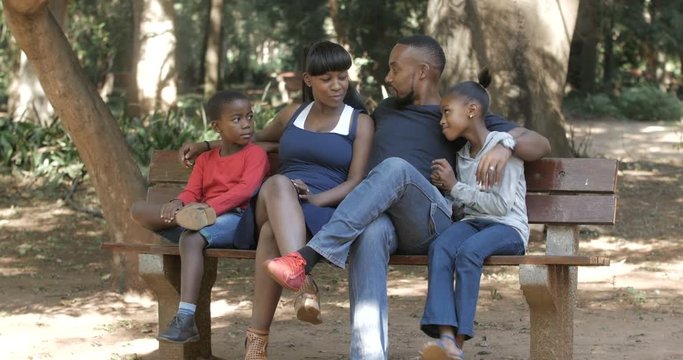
xmin=246 ymin=41 xmax=374 ymax=359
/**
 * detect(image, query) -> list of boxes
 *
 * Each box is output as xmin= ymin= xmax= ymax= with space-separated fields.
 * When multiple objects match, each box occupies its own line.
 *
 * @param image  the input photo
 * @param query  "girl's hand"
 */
xmin=431 ymin=159 xmax=457 ymax=192
xmin=160 ymin=199 xmax=183 ymax=223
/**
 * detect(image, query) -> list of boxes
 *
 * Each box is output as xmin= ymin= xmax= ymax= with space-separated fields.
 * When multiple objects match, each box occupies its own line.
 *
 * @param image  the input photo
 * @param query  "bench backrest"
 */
xmin=146 ymin=149 xmax=618 ymax=226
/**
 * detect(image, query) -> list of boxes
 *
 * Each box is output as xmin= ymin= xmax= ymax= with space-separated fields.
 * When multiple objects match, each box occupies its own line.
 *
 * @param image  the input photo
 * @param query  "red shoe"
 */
xmin=265 ymin=252 xmax=307 ymax=291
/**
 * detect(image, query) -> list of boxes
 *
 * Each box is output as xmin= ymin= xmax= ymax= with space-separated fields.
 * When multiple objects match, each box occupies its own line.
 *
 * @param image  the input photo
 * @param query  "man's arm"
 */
xmin=477 ymin=127 xmax=551 ymax=189
xmin=508 ymin=127 xmax=551 ymax=162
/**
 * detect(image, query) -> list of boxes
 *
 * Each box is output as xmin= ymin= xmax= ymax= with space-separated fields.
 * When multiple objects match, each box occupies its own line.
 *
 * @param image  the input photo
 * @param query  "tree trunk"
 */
xmin=602 ymin=0 xmax=616 ymax=94
xmin=567 ymin=0 xmax=600 ymax=94
xmin=132 ymin=0 xmax=177 ymax=115
xmin=203 ymin=0 xmax=223 ymax=96
xmin=3 ymin=0 xmax=155 ymax=292
xmin=7 ymin=0 xmax=67 ymax=125
xmin=426 ymin=0 xmax=576 ymax=156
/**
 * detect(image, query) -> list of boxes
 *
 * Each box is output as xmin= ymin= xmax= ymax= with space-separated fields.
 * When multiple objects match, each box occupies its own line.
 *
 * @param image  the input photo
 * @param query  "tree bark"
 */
xmin=203 ymin=0 xmax=223 ymax=96
xmin=426 ymin=0 xmax=577 ymax=156
xmin=567 ymin=0 xmax=600 ymax=94
xmin=132 ymin=0 xmax=177 ymax=115
xmin=3 ymin=0 xmax=154 ymax=292
xmin=7 ymin=0 xmax=67 ymax=125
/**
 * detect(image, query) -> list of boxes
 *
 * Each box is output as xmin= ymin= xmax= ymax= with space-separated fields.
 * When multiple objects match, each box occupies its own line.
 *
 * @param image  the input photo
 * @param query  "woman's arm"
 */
xmin=304 ymin=113 xmax=375 ymax=207
xmin=178 ymin=103 xmax=299 ymax=167
xmin=253 ymin=103 xmax=299 ymax=142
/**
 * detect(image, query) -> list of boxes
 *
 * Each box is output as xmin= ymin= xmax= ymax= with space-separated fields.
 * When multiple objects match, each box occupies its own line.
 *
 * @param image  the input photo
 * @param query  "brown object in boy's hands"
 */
xmin=175 ymin=203 xmax=216 ymax=230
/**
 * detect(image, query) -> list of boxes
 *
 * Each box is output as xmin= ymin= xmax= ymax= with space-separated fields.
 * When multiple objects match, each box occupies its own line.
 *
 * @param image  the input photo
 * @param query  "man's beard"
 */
xmin=394 ymin=90 xmax=415 ymax=107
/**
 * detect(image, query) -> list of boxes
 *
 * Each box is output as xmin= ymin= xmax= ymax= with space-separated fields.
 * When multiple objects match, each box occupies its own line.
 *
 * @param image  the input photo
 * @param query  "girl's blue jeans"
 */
xmin=420 ymin=219 xmax=525 ymax=340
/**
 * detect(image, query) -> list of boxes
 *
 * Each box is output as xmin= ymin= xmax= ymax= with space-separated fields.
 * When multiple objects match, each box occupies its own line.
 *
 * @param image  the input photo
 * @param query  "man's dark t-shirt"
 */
xmin=369 ymin=97 xmax=517 ymax=179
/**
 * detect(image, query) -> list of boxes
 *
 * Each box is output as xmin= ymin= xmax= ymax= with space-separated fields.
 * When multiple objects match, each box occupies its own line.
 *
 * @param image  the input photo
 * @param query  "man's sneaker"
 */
xmin=156 ymin=313 xmax=200 ymax=344
xmin=264 ymin=252 xmax=307 ymax=291
xmin=175 ymin=203 xmax=216 ymax=231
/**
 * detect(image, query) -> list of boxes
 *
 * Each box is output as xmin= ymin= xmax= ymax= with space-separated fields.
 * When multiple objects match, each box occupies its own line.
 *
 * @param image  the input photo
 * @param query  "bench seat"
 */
xmin=101 ymin=242 xmax=610 ymax=266
xmin=102 ymin=150 xmax=618 ymax=360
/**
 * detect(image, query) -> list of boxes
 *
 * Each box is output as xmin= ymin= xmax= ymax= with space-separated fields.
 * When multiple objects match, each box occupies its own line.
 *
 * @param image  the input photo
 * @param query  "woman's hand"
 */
xmin=290 ymin=179 xmax=325 ymax=205
xmin=431 ymin=159 xmax=457 ymax=192
xmin=290 ymin=179 xmax=310 ymax=197
xmin=160 ymin=199 xmax=183 ymax=223
xmin=178 ymin=142 xmax=210 ymax=168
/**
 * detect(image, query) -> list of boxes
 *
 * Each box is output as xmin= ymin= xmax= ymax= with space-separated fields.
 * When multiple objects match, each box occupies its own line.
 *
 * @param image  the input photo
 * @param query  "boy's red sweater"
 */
xmin=177 ymin=143 xmax=269 ymax=215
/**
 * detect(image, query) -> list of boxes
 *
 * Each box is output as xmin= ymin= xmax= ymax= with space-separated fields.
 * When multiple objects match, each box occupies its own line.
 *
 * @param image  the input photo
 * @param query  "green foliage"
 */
xmin=67 ymin=0 xmax=132 ymax=87
xmin=0 ymin=116 xmax=82 ymax=182
xmin=617 ymin=85 xmax=682 ymax=122
xmin=563 ymin=93 xmax=621 ymax=118
xmin=0 ymin=93 xmax=278 ymax=182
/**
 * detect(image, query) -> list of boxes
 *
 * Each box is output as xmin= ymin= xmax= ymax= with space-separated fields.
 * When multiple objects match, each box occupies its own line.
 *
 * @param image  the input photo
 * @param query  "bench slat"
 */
xmin=146 ymin=188 xmax=617 ymax=225
xmin=524 ymin=158 xmax=618 ymax=193
xmin=149 ymin=151 xmax=619 ymax=195
xmin=526 ymin=194 xmax=617 ymax=225
xmin=148 ymin=149 xmax=280 ymax=185
xmin=101 ymin=243 xmax=609 ymax=266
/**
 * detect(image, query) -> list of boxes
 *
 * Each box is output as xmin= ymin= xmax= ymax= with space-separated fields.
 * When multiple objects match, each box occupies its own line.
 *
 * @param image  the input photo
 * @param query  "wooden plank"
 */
xmin=148 ymin=148 xmax=280 ymax=185
xmin=148 ymin=150 xmax=192 ymax=185
xmin=525 ymin=158 xmax=618 ymax=193
xmin=389 ymin=254 xmax=610 ymax=266
xmin=526 ymin=194 xmax=617 ymax=225
xmin=101 ymin=243 xmax=609 ymax=266
xmin=147 ymin=184 xmax=185 ymax=203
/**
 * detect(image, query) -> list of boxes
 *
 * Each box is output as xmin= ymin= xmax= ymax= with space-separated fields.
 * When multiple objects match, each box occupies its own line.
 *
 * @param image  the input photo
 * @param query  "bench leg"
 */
xmin=519 ymin=225 xmax=578 ymax=360
xmin=139 ymin=254 xmax=218 ymax=360
xmin=520 ymin=264 xmax=576 ymax=360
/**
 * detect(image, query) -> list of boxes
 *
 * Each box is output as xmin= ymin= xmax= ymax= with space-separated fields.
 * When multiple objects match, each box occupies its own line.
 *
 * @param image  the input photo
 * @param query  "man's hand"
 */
xmin=431 ymin=159 xmax=457 ymax=192
xmin=476 ymin=144 xmax=512 ymax=190
xmin=178 ymin=142 xmax=209 ymax=168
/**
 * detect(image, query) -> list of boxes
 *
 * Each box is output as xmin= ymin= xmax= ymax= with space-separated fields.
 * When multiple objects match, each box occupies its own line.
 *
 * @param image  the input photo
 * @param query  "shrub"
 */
xmin=617 ymin=85 xmax=682 ymax=121
xmin=563 ymin=93 xmax=622 ymax=118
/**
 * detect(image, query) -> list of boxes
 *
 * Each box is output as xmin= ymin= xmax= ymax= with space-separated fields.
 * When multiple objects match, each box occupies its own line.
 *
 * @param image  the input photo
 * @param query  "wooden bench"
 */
xmin=102 ymin=149 xmax=617 ymax=360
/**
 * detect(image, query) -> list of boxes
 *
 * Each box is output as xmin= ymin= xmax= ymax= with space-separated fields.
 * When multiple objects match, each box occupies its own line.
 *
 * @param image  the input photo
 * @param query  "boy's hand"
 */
xmin=476 ymin=144 xmax=511 ymax=190
xmin=160 ymin=199 xmax=183 ymax=223
xmin=431 ymin=159 xmax=456 ymax=191
xmin=178 ymin=142 xmax=208 ymax=168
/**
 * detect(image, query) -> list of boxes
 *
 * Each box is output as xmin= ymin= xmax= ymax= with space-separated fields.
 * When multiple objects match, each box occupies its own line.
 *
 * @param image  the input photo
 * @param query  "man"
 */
xmin=180 ymin=35 xmax=550 ymax=359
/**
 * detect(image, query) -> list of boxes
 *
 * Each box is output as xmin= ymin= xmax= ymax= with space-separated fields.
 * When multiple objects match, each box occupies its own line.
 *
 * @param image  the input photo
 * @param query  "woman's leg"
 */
xmin=130 ymin=201 xmax=177 ymax=231
xmin=255 ymin=175 xmax=307 ymax=252
xmin=250 ymin=222 xmax=284 ymax=331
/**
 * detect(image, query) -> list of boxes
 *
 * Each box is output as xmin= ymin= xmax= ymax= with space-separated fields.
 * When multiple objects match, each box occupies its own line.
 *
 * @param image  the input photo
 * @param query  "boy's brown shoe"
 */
xmin=175 ymin=203 xmax=216 ymax=230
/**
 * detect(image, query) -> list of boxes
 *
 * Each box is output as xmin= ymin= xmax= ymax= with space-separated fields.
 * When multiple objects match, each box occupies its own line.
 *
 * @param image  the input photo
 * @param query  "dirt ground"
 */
xmin=1 ymin=118 xmax=682 ymax=360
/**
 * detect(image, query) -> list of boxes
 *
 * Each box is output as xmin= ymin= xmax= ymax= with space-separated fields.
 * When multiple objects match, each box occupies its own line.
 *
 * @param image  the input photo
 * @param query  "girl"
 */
xmin=244 ymin=41 xmax=374 ymax=359
xmin=419 ymin=69 xmax=529 ymax=360
xmin=130 ymin=91 xmax=269 ymax=344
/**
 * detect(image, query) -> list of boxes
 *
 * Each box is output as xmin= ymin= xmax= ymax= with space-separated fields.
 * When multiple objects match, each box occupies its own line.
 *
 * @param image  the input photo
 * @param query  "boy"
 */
xmin=130 ymin=91 xmax=269 ymax=343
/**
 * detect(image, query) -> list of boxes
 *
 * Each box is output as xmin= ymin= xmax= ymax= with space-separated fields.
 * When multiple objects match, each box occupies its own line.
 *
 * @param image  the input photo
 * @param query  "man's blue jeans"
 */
xmin=308 ymin=157 xmax=453 ymax=267
xmin=420 ymin=219 xmax=525 ymax=340
xmin=307 ymin=157 xmax=453 ymax=359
